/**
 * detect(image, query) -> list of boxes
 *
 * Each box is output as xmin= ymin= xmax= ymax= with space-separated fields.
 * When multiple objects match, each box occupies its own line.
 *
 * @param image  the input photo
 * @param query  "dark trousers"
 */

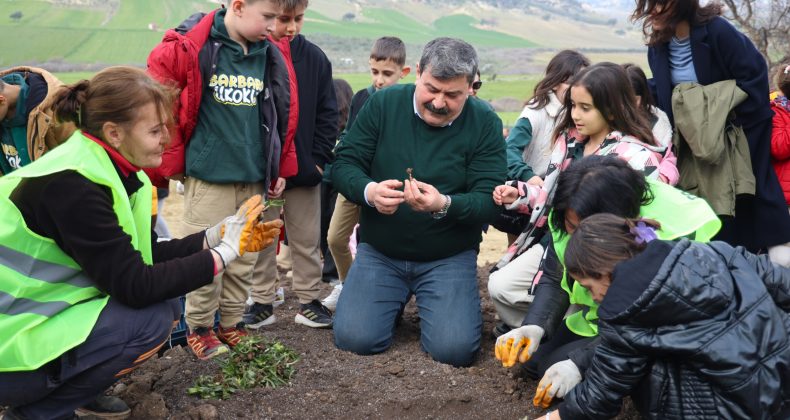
xmin=320 ymin=182 xmax=339 ymax=281
xmin=0 ymin=298 xmax=180 ymax=420
xmin=714 ymin=120 xmax=790 ymax=251
xmin=524 ymin=320 xmax=594 ymax=380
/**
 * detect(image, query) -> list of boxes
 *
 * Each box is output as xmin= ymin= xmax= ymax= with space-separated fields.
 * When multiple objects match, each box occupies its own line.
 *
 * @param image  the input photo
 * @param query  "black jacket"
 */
xmin=560 ymin=239 xmax=790 ymax=419
xmin=521 ymin=237 xmax=600 ymax=373
xmin=286 ymin=34 xmax=338 ymax=188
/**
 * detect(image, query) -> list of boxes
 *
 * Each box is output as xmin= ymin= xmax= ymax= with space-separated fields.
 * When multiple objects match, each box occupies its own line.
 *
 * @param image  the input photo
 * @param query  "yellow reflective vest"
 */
xmin=0 ymin=131 xmax=152 ymax=371
xmin=553 ymin=180 xmax=721 ymax=337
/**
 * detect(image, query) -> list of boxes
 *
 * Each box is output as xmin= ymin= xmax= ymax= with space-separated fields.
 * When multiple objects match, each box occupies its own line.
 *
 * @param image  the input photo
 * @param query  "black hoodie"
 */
xmin=286 ymin=34 xmax=338 ymax=188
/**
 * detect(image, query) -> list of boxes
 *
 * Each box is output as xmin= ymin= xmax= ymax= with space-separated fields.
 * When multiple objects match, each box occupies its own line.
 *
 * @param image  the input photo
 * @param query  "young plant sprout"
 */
xmin=264 ymin=199 xmax=286 ymax=210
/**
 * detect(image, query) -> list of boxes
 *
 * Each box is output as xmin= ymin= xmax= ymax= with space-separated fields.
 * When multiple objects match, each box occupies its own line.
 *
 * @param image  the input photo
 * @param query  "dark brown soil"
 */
xmin=104 ymin=263 xmax=640 ymax=420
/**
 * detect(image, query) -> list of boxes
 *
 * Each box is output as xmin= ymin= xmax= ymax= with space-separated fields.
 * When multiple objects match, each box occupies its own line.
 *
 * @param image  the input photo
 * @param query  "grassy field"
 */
xmin=303 ymin=9 xmax=530 ymax=48
xmin=0 ymin=0 xmax=536 ymax=68
xmin=0 ymin=0 xmax=204 ymax=67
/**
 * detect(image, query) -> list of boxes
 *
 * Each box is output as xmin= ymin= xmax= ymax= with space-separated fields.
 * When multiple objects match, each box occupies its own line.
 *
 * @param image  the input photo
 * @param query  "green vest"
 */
xmin=0 ymin=131 xmax=152 ymax=371
xmin=553 ymin=180 xmax=721 ymax=337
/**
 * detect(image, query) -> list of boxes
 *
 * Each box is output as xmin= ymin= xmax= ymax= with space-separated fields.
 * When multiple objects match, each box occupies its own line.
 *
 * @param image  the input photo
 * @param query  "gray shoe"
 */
xmin=75 ymin=395 xmax=131 ymax=418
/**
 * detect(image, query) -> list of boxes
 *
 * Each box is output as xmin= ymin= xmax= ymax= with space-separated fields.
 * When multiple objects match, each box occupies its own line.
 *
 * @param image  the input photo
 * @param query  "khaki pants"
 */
xmin=251 ymin=185 xmax=322 ymax=304
xmin=327 ymin=194 xmax=360 ymax=281
xmin=182 ymin=177 xmax=264 ymax=329
xmin=487 ymin=244 xmax=544 ymax=328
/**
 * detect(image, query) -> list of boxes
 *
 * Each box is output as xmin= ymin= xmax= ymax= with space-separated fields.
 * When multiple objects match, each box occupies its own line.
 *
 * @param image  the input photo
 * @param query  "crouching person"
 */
xmin=547 ymin=214 xmax=790 ymax=419
xmin=0 ymin=67 xmax=281 ymax=420
xmin=331 ymin=38 xmax=506 ymax=367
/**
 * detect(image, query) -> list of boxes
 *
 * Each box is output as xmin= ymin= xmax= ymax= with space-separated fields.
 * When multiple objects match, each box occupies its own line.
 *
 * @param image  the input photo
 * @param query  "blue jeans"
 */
xmin=334 ymin=243 xmax=482 ymax=367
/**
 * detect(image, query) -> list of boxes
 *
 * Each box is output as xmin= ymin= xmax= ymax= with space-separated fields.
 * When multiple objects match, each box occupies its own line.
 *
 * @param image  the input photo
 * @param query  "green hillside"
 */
xmin=0 ymin=0 xmax=199 ymax=67
xmin=304 ymin=9 xmax=533 ymax=48
xmin=0 ymin=0 xmax=536 ymax=68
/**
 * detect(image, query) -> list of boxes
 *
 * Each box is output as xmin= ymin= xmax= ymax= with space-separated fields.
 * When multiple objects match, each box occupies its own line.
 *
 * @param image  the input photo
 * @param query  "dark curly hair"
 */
xmin=551 ymin=155 xmax=654 ymax=237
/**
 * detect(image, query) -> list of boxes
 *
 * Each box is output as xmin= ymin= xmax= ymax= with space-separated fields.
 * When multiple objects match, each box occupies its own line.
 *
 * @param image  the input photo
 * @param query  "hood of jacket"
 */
xmin=600 ymin=238 xmax=734 ymax=326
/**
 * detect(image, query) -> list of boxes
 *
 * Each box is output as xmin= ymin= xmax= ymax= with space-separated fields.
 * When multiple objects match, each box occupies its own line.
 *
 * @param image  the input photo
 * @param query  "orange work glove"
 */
xmin=212 ymin=195 xmax=264 ymax=268
xmin=246 ymin=219 xmax=283 ymax=252
xmin=494 ymin=325 xmax=544 ymax=368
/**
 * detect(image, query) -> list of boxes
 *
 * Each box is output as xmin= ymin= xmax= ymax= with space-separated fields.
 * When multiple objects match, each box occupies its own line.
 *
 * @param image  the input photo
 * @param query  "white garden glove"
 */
xmin=533 ymin=359 xmax=582 ymax=408
xmin=494 ymin=325 xmax=545 ymax=367
xmin=205 ymin=216 xmax=232 ymax=248
xmin=211 ymin=195 xmax=264 ymax=269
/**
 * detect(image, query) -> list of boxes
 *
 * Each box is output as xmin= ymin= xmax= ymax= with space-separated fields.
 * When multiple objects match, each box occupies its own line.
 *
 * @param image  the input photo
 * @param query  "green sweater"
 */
xmin=332 ymin=84 xmax=506 ymax=261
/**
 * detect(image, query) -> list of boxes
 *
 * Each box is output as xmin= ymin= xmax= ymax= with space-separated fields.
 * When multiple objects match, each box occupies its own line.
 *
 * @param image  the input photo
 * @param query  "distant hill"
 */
xmin=0 ymin=0 xmax=647 ymax=74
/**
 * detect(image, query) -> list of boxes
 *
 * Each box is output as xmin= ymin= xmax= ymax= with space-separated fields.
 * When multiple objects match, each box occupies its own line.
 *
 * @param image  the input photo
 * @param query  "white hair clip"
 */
xmin=785 ymin=65 xmax=790 ymax=75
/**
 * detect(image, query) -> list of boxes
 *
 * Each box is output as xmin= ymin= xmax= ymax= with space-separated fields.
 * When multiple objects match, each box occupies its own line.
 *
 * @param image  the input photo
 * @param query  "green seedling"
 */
xmin=264 ymin=199 xmax=286 ymax=210
xmin=188 ymin=336 xmax=299 ymax=400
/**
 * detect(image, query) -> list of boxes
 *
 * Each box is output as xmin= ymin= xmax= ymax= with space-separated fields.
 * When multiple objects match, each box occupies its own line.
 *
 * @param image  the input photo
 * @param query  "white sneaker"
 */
xmin=273 ymin=287 xmax=285 ymax=308
xmin=245 ymin=287 xmax=284 ymax=309
xmin=321 ymin=283 xmax=343 ymax=311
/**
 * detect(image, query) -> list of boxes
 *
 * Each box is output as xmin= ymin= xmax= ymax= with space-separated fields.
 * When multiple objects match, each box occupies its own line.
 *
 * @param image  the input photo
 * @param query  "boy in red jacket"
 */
xmin=146 ymin=0 xmax=292 ymax=360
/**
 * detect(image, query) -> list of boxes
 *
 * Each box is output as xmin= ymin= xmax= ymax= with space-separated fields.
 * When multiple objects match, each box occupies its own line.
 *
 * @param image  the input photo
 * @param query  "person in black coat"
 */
xmin=544 ymin=213 xmax=790 ymax=420
xmin=632 ymin=0 xmax=790 ymax=254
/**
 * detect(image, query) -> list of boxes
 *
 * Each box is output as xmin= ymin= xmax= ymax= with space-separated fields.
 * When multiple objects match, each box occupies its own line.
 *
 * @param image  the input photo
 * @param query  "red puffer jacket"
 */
xmin=771 ymin=100 xmax=790 ymax=205
xmin=145 ymin=10 xmax=296 ymax=189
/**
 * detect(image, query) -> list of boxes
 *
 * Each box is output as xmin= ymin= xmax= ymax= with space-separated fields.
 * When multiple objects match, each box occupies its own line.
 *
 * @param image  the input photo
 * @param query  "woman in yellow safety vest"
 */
xmin=494 ymin=155 xmax=720 ymax=408
xmin=0 ymin=67 xmax=280 ymax=419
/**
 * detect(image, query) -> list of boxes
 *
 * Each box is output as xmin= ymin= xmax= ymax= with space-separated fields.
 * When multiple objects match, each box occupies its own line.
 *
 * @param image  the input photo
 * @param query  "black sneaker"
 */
xmin=294 ymin=299 xmax=333 ymax=328
xmin=242 ymin=303 xmax=276 ymax=329
xmin=492 ymin=321 xmax=513 ymax=338
xmin=74 ymin=395 xmax=131 ymax=418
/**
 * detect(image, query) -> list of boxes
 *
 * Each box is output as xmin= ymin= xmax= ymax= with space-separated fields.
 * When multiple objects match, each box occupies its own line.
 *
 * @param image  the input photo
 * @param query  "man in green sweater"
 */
xmin=331 ymin=37 xmax=506 ymax=367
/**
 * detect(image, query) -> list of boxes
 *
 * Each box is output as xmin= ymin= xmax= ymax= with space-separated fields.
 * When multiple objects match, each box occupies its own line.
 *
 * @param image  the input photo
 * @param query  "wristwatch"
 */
xmin=431 ymin=194 xmax=451 ymax=219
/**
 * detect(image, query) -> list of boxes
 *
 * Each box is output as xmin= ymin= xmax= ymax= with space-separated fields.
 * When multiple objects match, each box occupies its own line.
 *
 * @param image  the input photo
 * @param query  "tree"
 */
xmin=721 ymin=0 xmax=790 ymax=76
xmin=9 ymin=11 xmax=22 ymax=22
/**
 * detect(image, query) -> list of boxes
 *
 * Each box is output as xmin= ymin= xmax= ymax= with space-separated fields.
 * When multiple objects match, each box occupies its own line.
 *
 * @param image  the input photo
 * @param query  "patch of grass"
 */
xmin=432 ymin=15 xmax=535 ymax=48
xmin=334 ymin=73 xmax=416 ymax=93
xmin=303 ymin=9 xmax=535 ymax=47
xmin=53 ymin=72 xmax=96 ymax=84
xmin=188 ymin=336 xmax=299 ymax=400
xmin=496 ymin=111 xmax=524 ymax=127
xmin=475 ymin=75 xmax=540 ymax=103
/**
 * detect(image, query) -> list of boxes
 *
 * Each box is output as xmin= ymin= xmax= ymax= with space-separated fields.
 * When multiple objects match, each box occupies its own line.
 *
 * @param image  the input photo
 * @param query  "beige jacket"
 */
xmin=0 ymin=66 xmax=76 ymax=166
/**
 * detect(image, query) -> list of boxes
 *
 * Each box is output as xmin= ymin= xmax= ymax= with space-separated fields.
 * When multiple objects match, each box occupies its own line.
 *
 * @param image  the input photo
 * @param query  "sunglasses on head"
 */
xmin=472 ymin=80 xmax=483 ymax=90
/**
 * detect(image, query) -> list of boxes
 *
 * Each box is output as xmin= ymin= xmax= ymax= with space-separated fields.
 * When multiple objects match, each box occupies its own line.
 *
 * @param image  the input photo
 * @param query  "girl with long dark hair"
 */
xmin=489 ymin=63 xmax=678 ymax=333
